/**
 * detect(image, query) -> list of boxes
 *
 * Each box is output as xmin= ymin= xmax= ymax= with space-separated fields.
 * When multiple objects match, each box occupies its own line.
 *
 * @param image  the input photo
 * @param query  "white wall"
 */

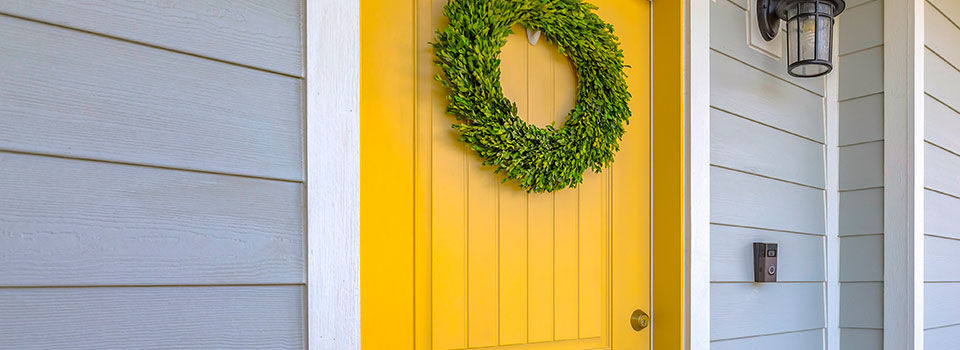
xmin=924 ymin=0 xmax=960 ymax=347
xmin=708 ymin=1 xmax=829 ymax=348
xmin=0 ymin=1 xmax=306 ymax=348
xmin=837 ymin=1 xmax=885 ymax=348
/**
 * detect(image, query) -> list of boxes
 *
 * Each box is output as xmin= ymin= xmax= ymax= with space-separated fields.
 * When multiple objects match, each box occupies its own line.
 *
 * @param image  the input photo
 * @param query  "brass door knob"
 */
xmin=630 ymin=309 xmax=650 ymax=331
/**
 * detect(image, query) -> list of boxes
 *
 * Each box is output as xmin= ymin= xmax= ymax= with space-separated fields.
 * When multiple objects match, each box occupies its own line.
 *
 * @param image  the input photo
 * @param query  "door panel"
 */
xmin=361 ymin=0 xmax=650 ymax=349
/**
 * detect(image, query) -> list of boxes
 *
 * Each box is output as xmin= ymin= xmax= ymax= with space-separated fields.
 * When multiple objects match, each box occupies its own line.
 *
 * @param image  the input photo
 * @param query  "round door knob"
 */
xmin=630 ymin=309 xmax=650 ymax=331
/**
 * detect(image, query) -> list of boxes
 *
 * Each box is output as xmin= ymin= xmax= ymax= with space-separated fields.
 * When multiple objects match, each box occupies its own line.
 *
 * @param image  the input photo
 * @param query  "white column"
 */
xmin=883 ymin=0 xmax=925 ymax=348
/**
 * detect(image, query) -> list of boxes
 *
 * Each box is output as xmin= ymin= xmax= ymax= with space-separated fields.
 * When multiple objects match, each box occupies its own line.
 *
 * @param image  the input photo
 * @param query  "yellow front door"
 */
xmin=360 ymin=0 xmax=654 ymax=349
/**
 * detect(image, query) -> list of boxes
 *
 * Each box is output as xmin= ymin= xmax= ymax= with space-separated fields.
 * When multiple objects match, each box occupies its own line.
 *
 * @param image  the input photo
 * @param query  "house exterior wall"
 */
xmin=836 ymin=0 xmax=885 ymax=348
xmin=923 ymin=0 xmax=960 ymax=347
xmin=0 ymin=1 xmax=306 ymax=348
xmin=708 ymin=0 xmax=829 ymax=348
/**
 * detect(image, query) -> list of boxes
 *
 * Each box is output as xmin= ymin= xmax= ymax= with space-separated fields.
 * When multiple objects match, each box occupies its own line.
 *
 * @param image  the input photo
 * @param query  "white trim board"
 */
xmin=304 ymin=0 xmax=361 ymax=349
xmin=824 ymin=17 xmax=841 ymax=350
xmin=686 ymin=0 xmax=711 ymax=348
xmin=883 ymin=0 xmax=925 ymax=348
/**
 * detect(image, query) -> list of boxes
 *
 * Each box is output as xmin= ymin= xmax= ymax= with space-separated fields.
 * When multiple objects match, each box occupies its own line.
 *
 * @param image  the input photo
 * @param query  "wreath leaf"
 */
xmin=432 ymin=0 xmax=630 ymax=192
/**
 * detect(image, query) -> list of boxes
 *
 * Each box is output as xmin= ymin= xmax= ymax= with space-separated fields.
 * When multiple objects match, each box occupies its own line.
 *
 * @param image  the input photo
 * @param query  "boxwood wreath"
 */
xmin=432 ymin=0 xmax=631 ymax=193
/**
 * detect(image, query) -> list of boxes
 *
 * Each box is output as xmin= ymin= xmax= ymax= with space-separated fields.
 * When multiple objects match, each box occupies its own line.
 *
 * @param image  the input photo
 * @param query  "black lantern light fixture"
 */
xmin=757 ymin=0 xmax=845 ymax=78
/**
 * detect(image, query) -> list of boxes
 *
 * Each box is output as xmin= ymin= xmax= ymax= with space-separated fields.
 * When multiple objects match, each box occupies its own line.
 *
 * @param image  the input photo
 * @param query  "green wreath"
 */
xmin=432 ymin=0 xmax=631 ymax=193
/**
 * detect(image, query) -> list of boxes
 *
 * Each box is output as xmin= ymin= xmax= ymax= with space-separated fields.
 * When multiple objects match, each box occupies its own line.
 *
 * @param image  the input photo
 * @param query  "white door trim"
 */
xmin=883 ymin=0 xmax=925 ymax=348
xmin=304 ymin=0 xmax=361 ymax=349
xmin=685 ymin=0 xmax=711 ymax=348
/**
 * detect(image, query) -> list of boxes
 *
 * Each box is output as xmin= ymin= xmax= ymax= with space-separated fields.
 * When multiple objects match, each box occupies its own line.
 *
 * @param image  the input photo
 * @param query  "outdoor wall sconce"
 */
xmin=757 ymin=0 xmax=845 ymax=78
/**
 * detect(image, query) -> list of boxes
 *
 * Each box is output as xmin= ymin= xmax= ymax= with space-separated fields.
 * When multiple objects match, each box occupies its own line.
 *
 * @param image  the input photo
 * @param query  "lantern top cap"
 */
xmin=775 ymin=0 xmax=845 ymax=18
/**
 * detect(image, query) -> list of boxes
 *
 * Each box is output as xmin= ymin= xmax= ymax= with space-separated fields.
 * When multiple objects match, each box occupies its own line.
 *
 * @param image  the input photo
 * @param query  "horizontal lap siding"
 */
xmin=0 ymin=0 xmax=303 ymax=76
xmin=711 ymin=329 xmax=824 ymax=350
xmin=711 ymin=108 xmax=825 ymax=188
xmin=0 ymin=14 xmax=303 ymax=181
xmin=0 ymin=286 xmax=304 ymax=349
xmin=0 ymin=152 xmax=304 ymax=286
xmin=710 ymin=225 xmax=824 ymax=282
xmin=709 ymin=0 xmax=827 ymax=346
xmin=837 ymin=2 xmax=885 ymax=347
xmin=711 ymin=283 xmax=825 ymax=340
xmin=0 ymin=1 xmax=305 ymax=348
xmin=926 ymin=1 xmax=960 ymax=348
xmin=839 ymin=93 xmax=883 ymax=146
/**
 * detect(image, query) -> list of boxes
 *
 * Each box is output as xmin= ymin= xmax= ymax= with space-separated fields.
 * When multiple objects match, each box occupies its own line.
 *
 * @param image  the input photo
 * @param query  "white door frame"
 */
xmin=304 ymin=0 xmax=362 ymax=349
xmin=685 ymin=0 xmax=711 ymax=349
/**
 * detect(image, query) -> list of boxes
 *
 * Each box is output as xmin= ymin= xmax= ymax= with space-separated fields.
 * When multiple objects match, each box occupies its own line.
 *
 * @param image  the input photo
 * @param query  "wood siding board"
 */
xmin=710 ymin=283 xmax=826 ymax=340
xmin=845 ymin=0 xmax=878 ymax=9
xmin=925 ymin=142 xmax=960 ymax=197
xmin=926 ymin=95 xmax=960 ymax=155
xmin=924 ymin=235 xmax=960 ymax=281
xmin=0 ymin=152 xmax=303 ymax=286
xmin=710 ymin=328 xmax=824 ymax=350
xmin=711 ymin=167 xmax=826 ymax=235
xmin=710 ymin=224 xmax=825 ymax=282
xmin=839 ymin=93 xmax=884 ymax=146
xmin=0 ymin=286 xmax=304 ymax=349
xmin=0 ymin=15 xmax=303 ymax=181
xmin=929 ymin=0 xmax=960 ymax=26
xmin=924 ymin=282 xmax=960 ymax=329
xmin=836 ymin=2 xmax=885 ymax=342
xmin=709 ymin=0 xmax=824 ymax=95
xmin=926 ymin=48 xmax=960 ymax=111
xmin=926 ymin=1 xmax=960 ymax=72
xmin=926 ymin=7 xmax=960 ymax=341
xmin=839 ymin=0 xmax=884 ymax=55
xmin=840 ymin=328 xmax=884 ymax=350
xmin=839 ymin=235 xmax=884 ymax=281
xmin=0 ymin=0 xmax=304 ymax=77
xmin=926 ymin=189 xmax=960 ymax=240
xmin=926 ymin=324 xmax=960 ymax=350
xmin=839 ymin=141 xmax=884 ymax=190
xmin=710 ymin=51 xmax=825 ymax=142
xmin=711 ymin=108 xmax=826 ymax=188
xmin=839 ymin=188 xmax=883 ymax=236
xmin=838 ymin=46 xmax=884 ymax=100
xmin=839 ymin=282 xmax=883 ymax=328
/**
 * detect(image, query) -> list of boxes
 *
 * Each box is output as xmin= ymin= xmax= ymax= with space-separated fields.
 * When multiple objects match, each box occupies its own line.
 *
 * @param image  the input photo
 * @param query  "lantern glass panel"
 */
xmin=816 ymin=15 xmax=832 ymax=60
xmin=798 ymin=15 xmax=816 ymax=61
xmin=787 ymin=17 xmax=798 ymax=63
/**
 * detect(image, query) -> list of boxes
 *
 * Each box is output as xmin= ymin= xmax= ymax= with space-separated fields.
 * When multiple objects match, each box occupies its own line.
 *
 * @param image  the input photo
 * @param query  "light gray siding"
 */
xmin=0 ymin=1 xmax=305 ymax=348
xmin=925 ymin=1 xmax=960 ymax=346
xmin=0 ymin=286 xmax=304 ymax=349
xmin=0 ymin=0 xmax=304 ymax=77
xmin=709 ymin=0 xmax=828 ymax=347
xmin=0 ymin=14 xmax=303 ymax=181
xmin=836 ymin=0 xmax=885 ymax=347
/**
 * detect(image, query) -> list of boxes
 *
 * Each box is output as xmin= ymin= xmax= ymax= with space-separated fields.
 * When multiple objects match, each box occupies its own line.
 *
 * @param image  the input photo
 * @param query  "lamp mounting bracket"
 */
xmin=757 ymin=0 xmax=781 ymax=41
